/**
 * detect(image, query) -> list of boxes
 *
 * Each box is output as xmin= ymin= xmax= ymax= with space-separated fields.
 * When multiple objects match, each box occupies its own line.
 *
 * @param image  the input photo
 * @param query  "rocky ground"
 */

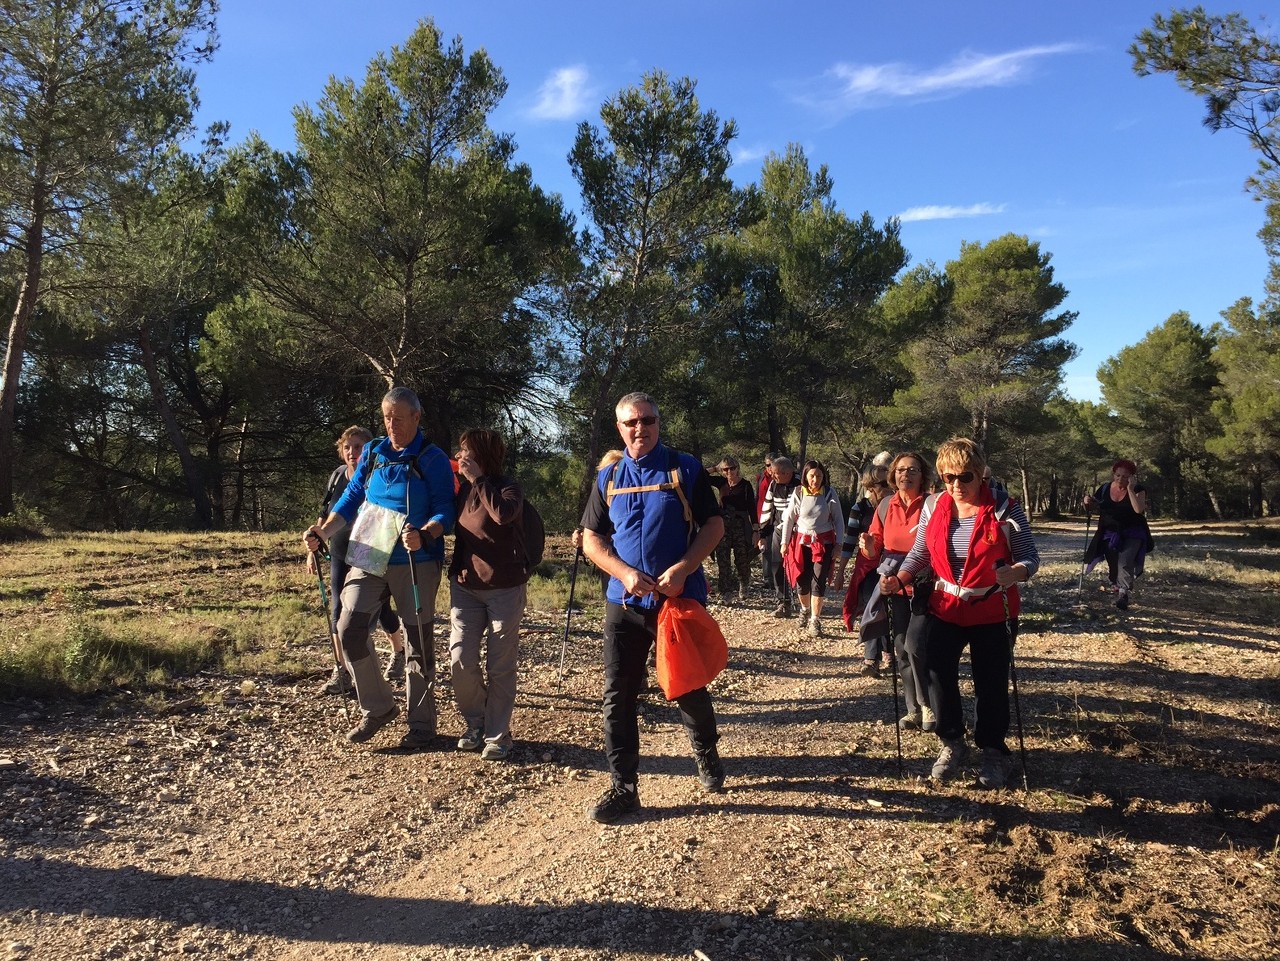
xmin=2 ymin=527 xmax=1278 ymax=960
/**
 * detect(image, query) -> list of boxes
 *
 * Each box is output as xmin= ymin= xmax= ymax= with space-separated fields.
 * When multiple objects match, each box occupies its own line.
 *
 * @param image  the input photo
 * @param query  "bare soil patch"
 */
xmin=2 ymin=524 xmax=1277 ymax=960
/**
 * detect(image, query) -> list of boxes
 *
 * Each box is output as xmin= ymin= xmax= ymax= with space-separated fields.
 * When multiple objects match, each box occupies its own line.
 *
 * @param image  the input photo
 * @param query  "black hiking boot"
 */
xmin=588 ymin=784 xmax=641 ymax=824
xmin=696 ymin=747 xmax=725 ymax=793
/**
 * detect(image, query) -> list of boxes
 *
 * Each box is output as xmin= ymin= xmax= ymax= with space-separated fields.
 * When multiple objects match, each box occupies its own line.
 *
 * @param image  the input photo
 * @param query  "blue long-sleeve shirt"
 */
xmin=332 ymin=432 xmax=456 ymax=566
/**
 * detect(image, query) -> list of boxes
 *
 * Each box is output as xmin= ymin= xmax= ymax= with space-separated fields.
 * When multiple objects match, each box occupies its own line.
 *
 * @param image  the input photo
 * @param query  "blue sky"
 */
xmin=192 ymin=1 xmax=1274 ymax=403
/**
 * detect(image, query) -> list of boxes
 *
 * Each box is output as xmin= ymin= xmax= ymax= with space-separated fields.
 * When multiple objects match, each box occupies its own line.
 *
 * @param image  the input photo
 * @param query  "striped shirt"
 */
xmin=900 ymin=496 xmax=1039 ymax=583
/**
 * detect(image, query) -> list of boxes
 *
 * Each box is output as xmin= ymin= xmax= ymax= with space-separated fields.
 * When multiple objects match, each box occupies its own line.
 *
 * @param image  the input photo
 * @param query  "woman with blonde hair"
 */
xmin=881 ymin=438 xmax=1039 ymax=788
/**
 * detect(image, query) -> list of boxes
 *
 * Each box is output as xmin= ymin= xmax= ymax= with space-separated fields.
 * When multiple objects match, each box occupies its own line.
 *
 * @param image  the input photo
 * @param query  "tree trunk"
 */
xmin=138 ymin=324 xmax=214 ymax=528
xmin=797 ymin=402 xmax=812 ymax=470
xmin=0 ymin=185 xmax=47 ymax=517
xmin=1045 ymin=470 xmax=1061 ymax=518
xmin=767 ymin=400 xmax=781 ymax=457
xmin=231 ymin=414 xmax=250 ymax=528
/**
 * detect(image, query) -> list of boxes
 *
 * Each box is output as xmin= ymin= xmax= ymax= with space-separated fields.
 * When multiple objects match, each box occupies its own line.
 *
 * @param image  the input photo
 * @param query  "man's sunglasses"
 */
xmin=941 ymin=471 xmax=976 ymax=485
xmin=620 ymin=415 xmax=657 ymax=428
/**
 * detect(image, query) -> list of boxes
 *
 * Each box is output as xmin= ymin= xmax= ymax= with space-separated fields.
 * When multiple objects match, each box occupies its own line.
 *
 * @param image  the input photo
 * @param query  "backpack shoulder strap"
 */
xmin=604 ymin=459 xmax=626 ymax=506
xmin=667 ymin=448 xmax=693 ymax=527
xmin=876 ymin=495 xmax=892 ymax=526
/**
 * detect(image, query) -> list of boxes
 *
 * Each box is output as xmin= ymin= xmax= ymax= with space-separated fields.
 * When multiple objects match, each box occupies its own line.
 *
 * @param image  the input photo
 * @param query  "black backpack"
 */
xmin=521 ymin=499 xmax=546 ymax=569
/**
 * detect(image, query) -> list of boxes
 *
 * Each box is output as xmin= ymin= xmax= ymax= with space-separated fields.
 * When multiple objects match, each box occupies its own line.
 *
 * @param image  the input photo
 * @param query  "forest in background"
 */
xmin=3 ymin=3 xmax=1280 ymax=533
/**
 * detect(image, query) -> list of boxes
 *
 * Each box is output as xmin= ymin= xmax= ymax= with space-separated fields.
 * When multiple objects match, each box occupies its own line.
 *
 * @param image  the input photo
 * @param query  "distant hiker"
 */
xmin=303 ymin=387 xmax=456 ymax=748
xmin=447 ymin=429 xmax=529 ymax=762
xmin=856 ymin=452 xmax=934 ymax=730
xmin=779 ymin=460 xmax=843 ymax=636
xmin=880 ymin=438 xmax=1039 ymax=789
xmin=758 ymin=456 xmax=801 ymax=618
xmin=864 ymin=450 xmax=893 ymax=498
xmin=580 ymin=391 xmax=726 ymax=823
xmin=1083 ymin=459 xmax=1153 ymax=611
xmin=834 ymin=466 xmax=893 ymax=662
xmin=310 ymin=425 xmax=407 ymax=695
xmin=709 ymin=455 xmax=757 ymax=603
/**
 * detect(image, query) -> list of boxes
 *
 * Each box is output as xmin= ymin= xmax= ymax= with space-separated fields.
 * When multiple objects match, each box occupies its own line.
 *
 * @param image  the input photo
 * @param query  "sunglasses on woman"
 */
xmin=941 ymin=471 xmax=976 ymax=485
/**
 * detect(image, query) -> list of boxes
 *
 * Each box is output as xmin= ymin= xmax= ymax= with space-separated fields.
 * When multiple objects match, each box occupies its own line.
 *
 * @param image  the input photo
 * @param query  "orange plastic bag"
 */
xmin=656 ymin=597 xmax=729 ymax=700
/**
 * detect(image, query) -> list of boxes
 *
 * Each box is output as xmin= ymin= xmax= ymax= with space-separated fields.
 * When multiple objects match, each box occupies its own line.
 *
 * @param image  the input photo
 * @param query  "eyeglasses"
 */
xmin=941 ymin=471 xmax=976 ymax=485
xmin=718 ymin=465 xmax=736 ymax=472
xmin=620 ymin=415 xmax=657 ymax=428
xmin=895 ymin=467 xmax=921 ymax=475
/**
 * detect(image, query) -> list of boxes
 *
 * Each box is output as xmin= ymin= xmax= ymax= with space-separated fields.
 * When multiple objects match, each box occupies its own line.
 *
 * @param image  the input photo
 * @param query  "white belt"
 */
xmin=934 ymin=579 xmax=988 ymax=601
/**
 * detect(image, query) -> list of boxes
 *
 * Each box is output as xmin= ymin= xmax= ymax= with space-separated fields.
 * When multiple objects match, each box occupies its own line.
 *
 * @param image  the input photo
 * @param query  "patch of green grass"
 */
xmin=526 ymin=562 xmax=605 ymax=612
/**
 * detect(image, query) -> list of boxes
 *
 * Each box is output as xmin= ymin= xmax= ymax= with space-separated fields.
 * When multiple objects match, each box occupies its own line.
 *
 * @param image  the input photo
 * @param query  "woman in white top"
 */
xmin=780 ymin=460 xmax=845 ymax=636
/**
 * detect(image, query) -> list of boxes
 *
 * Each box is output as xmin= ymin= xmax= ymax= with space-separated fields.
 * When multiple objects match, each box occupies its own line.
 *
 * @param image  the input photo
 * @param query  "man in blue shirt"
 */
xmin=305 ymin=388 xmax=456 ymax=747
xmin=580 ymin=391 xmax=726 ymax=823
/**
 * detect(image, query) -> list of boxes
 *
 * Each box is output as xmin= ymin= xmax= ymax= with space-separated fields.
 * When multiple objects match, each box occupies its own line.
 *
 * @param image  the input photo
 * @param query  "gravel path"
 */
xmin=3 ymin=527 xmax=1277 ymax=960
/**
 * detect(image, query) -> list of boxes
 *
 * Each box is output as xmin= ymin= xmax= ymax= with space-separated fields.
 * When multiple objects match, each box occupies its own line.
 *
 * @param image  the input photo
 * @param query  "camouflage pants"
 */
xmin=715 ymin=511 xmax=755 ymax=593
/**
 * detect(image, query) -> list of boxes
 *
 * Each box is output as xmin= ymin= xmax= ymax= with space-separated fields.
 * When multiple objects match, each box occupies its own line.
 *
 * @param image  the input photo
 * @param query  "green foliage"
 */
xmin=567 ymin=70 xmax=746 ymax=476
xmin=0 ymin=0 xmax=218 ymax=516
xmin=886 ymin=234 xmax=1078 ymax=452
xmin=1132 ymin=8 xmax=1280 ymax=303
xmin=254 ymin=18 xmax=576 ymax=446
xmin=719 ymin=144 xmax=908 ymax=465
xmin=1097 ymin=312 xmax=1221 ymax=517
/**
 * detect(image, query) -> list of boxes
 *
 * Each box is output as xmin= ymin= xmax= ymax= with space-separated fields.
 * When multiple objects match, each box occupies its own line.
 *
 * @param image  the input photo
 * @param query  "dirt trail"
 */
xmin=2 ymin=529 xmax=1278 ymax=960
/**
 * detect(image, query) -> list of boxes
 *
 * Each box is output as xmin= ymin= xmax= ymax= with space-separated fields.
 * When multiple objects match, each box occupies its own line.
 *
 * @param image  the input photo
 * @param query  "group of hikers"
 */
xmin=303 ymin=387 xmax=1151 ymax=824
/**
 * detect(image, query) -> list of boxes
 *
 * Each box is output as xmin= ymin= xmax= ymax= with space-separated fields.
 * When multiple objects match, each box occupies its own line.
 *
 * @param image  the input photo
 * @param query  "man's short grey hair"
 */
xmin=382 ymin=387 xmax=422 ymax=414
xmin=615 ymin=391 xmax=659 ymax=420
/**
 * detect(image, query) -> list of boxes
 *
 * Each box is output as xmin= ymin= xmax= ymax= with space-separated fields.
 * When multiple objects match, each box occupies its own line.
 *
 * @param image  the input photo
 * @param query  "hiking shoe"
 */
xmin=695 ymin=747 xmax=725 ymax=793
xmin=456 ymin=727 xmax=484 ymax=751
xmin=857 ymin=660 xmax=880 ymax=679
xmin=976 ymin=747 xmax=1011 ymax=789
xmin=397 ymin=728 xmax=437 ymax=750
xmin=808 ymin=618 xmax=822 ymax=637
xmin=797 ymin=612 xmax=808 ymax=630
xmin=920 ymin=705 xmax=937 ymax=733
xmin=588 ymin=784 xmax=641 ymax=824
xmin=771 ymin=603 xmax=788 ymax=618
xmin=318 ymin=665 xmax=352 ymax=696
xmin=930 ymin=738 xmax=969 ymax=781
xmin=1115 ymin=591 xmax=1130 ymax=611
xmin=899 ymin=710 xmax=922 ymax=731
xmin=346 ymin=704 xmax=400 ymax=744
xmin=383 ymin=649 xmax=406 ymax=683
xmin=481 ymin=741 xmax=511 ymax=762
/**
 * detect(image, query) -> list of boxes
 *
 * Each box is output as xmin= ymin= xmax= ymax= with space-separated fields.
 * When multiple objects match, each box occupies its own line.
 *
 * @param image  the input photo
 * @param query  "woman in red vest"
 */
xmin=880 ymin=438 xmax=1039 ymax=789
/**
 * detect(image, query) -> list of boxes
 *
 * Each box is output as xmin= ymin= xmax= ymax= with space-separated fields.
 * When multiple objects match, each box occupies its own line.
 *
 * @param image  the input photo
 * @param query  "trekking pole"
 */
xmin=558 ymin=540 xmax=583 ymax=689
xmin=404 ymin=460 xmax=425 ymax=629
xmin=1077 ymin=509 xmax=1092 ymax=594
xmin=313 ymin=542 xmax=353 ymax=726
xmin=995 ymin=560 xmax=1029 ymax=791
xmin=884 ymin=585 xmax=904 ymax=778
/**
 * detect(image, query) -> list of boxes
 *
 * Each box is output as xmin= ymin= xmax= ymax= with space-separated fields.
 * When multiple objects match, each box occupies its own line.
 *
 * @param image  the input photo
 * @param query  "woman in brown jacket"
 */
xmin=448 ymin=429 xmax=530 ymax=761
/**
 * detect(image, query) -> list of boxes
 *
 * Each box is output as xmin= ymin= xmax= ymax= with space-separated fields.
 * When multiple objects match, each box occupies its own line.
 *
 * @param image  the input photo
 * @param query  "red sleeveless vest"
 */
xmin=925 ymin=487 xmax=1019 ymax=626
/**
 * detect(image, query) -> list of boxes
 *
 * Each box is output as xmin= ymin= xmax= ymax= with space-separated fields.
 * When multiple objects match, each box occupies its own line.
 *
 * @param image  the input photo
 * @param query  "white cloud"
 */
xmin=807 ymin=44 xmax=1080 ymax=115
xmin=528 ymin=66 xmax=592 ymax=121
xmin=732 ymin=144 xmax=771 ymax=166
xmin=897 ymin=203 xmax=1007 ymax=223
